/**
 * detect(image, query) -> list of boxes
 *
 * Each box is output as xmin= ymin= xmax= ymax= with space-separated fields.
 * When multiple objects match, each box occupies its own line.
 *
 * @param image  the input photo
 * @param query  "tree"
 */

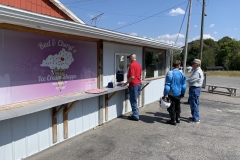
xmin=218 ymin=40 xmax=240 ymax=70
xmin=174 ymin=36 xmax=240 ymax=71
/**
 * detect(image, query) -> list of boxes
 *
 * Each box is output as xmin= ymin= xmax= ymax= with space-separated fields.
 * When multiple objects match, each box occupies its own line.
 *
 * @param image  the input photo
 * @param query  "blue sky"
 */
xmin=60 ymin=0 xmax=240 ymax=46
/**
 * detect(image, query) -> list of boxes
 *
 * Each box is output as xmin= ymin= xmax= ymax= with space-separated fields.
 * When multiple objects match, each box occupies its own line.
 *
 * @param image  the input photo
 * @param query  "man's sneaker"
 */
xmin=188 ymin=117 xmax=200 ymax=122
xmin=188 ymin=119 xmax=200 ymax=123
xmin=128 ymin=115 xmax=139 ymax=121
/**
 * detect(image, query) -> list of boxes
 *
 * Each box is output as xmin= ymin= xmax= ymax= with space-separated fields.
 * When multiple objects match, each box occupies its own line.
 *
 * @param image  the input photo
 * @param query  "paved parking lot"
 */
xmin=26 ymin=76 xmax=240 ymax=160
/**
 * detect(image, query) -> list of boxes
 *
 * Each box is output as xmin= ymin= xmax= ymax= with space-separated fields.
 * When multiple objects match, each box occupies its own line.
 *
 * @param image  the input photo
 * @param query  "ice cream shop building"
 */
xmin=0 ymin=0 xmax=182 ymax=159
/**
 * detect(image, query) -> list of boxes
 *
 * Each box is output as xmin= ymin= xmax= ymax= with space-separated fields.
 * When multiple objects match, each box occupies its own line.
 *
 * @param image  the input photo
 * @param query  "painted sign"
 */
xmin=0 ymin=29 xmax=97 ymax=106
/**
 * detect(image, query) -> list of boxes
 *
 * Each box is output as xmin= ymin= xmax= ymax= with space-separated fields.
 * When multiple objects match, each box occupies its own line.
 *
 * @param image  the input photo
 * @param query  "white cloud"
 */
xmin=169 ymin=8 xmax=185 ymax=16
xmin=158 ymin=39 xmax=175 ymax=45
xmin=156 ymin=33 xmax=185 ymax=46
xmin=157 ymin=40 xmax=184 ymax=47
xmin=214 ymin=31 xmax=217 ymax=34
xmin=194 ymin=25 xmax=198 ymax=28
xmin=192 ymin=34 xmax=215 ymax=41
xmin=176 ymin=42 xmax=184 ymax=47
xmin=209 ymin=24 xmax=215 ymax=28
xmin=130 ymin=32 xmax=137 ymax=36
xmin=117 ymin=22 xmax=126 ymax=25
xmin=157 ymin=33 xmax=184 ymax=40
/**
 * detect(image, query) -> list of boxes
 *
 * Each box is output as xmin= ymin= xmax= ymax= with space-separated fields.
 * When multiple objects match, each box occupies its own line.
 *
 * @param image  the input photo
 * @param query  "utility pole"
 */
xmin=183 ymin=0 xmax=192 ymax=73
xmin=171 ymin=50 xmax=173 ymax=70
xmin=199 ymin=0 xmax=206 ymax=61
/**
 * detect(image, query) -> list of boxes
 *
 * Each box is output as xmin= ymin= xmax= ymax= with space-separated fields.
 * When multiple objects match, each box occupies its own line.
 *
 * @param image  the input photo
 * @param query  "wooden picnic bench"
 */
xmin=206 ymin=84 xmax=239 ymax=96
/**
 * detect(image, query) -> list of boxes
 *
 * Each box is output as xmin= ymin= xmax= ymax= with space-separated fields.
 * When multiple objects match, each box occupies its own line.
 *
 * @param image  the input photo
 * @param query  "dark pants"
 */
xmin=167 ymin=95 xmax=181 ymax=120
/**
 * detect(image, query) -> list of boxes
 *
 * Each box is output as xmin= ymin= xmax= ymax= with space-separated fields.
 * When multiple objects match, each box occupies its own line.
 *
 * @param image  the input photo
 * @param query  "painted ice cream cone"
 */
xmin=53 ymin=68 xmax=66 ymax=91
xmin=41 ymin=48 xmax=74 ymax=91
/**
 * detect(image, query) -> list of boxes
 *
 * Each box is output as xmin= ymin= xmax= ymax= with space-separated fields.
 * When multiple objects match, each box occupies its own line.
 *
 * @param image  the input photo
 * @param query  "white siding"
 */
xmin=0 ymin=98 xmax=99 ymax=160
xmin=26 ymin=112 xmax=39 ymax=156
xmin=106 ymin=90 xmax=125 ymax=121
xmin=144 ymin=78 xmax=165 ymax=105
xmin=0 ymin=119 xmax=13 ymax=160
xmin=82 ymin=97 xmax=99 ymax=132
xmin=12 ymin=116 xmax=26 ymax=160
xmin=38 ymin=110 xmax=52 ymax=150
xmin=166 ymin=50 xmax=171 ymax=72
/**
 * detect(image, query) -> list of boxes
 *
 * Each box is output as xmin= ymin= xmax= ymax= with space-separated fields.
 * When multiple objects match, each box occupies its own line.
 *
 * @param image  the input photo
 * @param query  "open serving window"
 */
xmin=115 ymin=53 xmax=131 ymax=83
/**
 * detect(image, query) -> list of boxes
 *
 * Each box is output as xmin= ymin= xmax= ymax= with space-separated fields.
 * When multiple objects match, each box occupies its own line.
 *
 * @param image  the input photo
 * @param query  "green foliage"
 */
xmin=175 ymin=36 xmax=240 ymax=71
xmin=218 ymin=39 xmax=240 ymax=70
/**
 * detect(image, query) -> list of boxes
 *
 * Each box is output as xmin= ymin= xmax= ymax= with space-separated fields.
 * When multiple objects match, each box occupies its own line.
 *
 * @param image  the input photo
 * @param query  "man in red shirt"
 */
xmin=122 ymin=54 xmax=142 ymax=121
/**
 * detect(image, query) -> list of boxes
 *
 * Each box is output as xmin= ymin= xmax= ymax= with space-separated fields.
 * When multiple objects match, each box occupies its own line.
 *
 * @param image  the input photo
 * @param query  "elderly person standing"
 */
xmin=187 ymin=59 xmax=204 ymax=123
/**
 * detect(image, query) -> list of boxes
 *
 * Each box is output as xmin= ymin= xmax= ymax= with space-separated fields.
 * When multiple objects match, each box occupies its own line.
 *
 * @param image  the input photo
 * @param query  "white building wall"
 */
xmin=144 ymin=78 xmax=165 ymax=105
xmin=0 ymin=42 xmax=169 ymax=160
xmin=166 ymin=50 xmax=171 ymax=72
xmin=0 ymin=97 xmax=99 ymax=160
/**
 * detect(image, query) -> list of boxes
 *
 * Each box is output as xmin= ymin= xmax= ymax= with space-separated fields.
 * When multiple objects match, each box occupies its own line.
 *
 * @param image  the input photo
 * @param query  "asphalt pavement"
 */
xmin=25 ymin=76 xmax=240 ymax=160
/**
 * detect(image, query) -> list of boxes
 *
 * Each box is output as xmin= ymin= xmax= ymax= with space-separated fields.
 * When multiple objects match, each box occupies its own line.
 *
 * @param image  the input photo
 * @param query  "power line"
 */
xmin=72 ymin=7 xmax=200 ymax=17
xmin=64 ymin=0 xmax=93 ymax=4
xmin=175 ymin=1 xmax=189 ymax=45
xmin=114 ymin=1 xmax=188 ymax=31
xmin=130 ymin=0 xmax=168 ymax=21
xmin=65 ymin=0 xmax=111 ymax=6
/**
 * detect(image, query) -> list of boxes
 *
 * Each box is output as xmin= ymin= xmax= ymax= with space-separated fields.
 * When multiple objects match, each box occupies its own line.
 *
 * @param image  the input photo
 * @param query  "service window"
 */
xmin=115 ymin=53 xmax=131 ymax=82
xmin=144 ymin=48 xmax=166 ymax=78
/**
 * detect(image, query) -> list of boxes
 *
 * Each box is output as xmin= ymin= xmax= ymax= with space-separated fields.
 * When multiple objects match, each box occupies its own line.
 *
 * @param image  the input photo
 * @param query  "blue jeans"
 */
xmin=189 ymin=87 xmax=201 ymax=121
xmin=129 ymin=84 xmax=142 ymax=120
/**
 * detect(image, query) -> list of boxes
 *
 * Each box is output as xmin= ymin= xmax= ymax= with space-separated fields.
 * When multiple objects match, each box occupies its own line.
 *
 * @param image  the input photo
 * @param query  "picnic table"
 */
xmin=206 ymin=84 xmax=239 ymax=96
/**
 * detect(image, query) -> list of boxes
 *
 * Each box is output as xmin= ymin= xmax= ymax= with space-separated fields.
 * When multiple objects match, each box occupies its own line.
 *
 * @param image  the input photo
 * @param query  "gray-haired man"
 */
xmin=187 ymin=59 xmax=204 ymax=123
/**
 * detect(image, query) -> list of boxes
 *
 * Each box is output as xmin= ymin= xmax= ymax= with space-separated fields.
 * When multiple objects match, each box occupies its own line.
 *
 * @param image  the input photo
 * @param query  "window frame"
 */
xmin=143 ymin=48 xmax=167 ymax=80
xmin=114 ymin=53 xmax=131 ymax=83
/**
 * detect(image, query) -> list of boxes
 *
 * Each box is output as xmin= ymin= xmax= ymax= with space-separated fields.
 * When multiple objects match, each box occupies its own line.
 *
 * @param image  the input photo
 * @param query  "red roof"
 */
xmin=0 ymin=0 xmax=77 ymax=22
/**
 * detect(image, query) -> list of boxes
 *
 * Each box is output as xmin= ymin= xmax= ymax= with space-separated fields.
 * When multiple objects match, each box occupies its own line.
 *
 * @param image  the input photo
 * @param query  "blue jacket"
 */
xmin=163 ymin=69 xmax=186 ymax=97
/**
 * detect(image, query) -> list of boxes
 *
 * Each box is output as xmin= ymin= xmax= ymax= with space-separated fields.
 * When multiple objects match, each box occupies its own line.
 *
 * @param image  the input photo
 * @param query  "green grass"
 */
xmin=204 ymin=71 xmax=240 ymax=77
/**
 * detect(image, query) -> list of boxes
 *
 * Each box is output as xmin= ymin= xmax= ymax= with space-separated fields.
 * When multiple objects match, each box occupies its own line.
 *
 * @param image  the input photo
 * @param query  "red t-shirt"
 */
xmin=127 ymin=61 xmax=142 ymax=87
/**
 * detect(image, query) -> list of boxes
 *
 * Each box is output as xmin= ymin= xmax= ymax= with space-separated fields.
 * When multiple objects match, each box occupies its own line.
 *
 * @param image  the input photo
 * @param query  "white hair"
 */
xmin=130 ymin=54 xmax=136 ymax=60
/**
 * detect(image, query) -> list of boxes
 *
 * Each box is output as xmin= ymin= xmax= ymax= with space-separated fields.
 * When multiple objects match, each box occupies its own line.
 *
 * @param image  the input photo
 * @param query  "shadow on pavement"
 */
xmin=119 ymin=112 xmax=171 ymax=125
